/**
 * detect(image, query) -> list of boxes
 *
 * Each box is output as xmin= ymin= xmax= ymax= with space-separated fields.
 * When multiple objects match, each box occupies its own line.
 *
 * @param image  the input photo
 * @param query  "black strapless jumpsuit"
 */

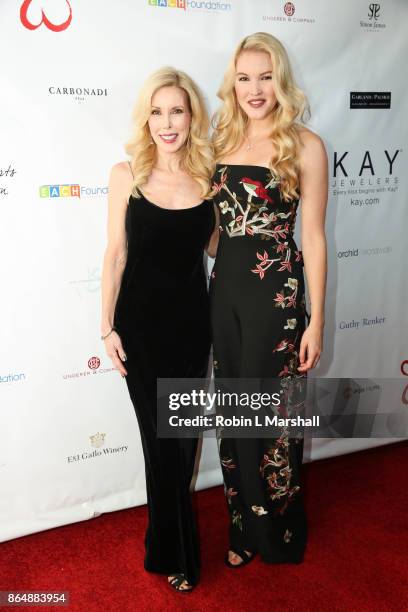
xmin=113 ymin=189 xmax=214 ymax=586
xmin=210 ymin=164 xmax=308 ymax=563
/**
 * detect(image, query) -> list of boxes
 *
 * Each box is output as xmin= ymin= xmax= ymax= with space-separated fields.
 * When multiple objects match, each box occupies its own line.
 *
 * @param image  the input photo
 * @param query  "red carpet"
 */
xmin=1 ymin=441 xmax=407 ymax=612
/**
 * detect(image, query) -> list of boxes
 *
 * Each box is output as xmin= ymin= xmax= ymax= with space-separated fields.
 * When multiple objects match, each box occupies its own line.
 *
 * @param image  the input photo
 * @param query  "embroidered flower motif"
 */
xmin=212 ymin=167 xmax=227 ymax=194
xmin=285 ymin=278 xmax=298 ymax=290
xmin=221 ymin=457 xmax=236 ymax=470
xmin=213 ymin=167 xmax=293 ymax=240
xmin=251 ymin=505 xmax=268 ymax=516
xmin=232 ymin=510 xmax=243 ymax=531
xmin=284 ymin=529 xmax=293 ymax=543
xmin=284 ymin=318 xmax=297 ymax=330
xmin=226 ymin=487 xmax=238 ymax=504
xmin=219 ymin=200 xmax=230 ymax=214
xmin=274 ymin=339 xmax=289 ymax=352
xmin=274 ymin=279 xmax=298 ymax=309
xmin=259 ymin=428 xmax=301 ymax=513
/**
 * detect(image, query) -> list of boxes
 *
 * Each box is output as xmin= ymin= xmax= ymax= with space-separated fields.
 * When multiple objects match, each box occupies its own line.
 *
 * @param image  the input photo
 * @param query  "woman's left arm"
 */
xmin=297 ymin=129 xmax=328 ymax=372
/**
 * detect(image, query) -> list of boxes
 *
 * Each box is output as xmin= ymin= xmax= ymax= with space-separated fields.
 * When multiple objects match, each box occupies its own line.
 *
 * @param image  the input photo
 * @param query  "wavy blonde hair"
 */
xmin=126 ymin=67 xmax=214 ymax=199
xmin=212 ymin=32 xmax=310 ymax=201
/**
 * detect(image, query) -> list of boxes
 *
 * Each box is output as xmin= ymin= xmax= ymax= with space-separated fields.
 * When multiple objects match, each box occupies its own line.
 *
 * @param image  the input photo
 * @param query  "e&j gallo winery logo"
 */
xmin=147 ymin=0 xmax=232 ymax=11
xmin=39 ymin=184 xmax=108 ymax=199
xmin=67 ymin=432 xmax=128 ymax=464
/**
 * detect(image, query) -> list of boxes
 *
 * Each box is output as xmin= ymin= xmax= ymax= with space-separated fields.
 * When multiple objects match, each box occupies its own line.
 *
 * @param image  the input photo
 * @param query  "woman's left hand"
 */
xmin=297 ymin=323 xmax=323 ymax=372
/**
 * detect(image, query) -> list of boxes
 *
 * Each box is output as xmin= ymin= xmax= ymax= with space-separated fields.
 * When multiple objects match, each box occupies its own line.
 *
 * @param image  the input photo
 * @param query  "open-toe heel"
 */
xmin=224 ymin=548 xmax=256 ymax=569
xmin=168 ymin=573 xmax=194 ymax=593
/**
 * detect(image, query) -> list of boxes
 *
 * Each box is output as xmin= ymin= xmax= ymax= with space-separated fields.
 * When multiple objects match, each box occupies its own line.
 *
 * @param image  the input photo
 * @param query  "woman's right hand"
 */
xmin=104 ymin=331 xmax=128 ymax=377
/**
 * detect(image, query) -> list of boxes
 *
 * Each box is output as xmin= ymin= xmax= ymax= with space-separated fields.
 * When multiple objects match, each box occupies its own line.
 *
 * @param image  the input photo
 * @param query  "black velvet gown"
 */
xmin=113 ymin=188 xmax=215 ymax=586
xmin=210 ymin=164 xmax=308 ymax=563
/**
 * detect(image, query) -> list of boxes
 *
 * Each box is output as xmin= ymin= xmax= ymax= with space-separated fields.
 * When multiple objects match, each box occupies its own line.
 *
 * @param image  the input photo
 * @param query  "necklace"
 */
xmin=245 ymin=134 xmax=266 ymax=151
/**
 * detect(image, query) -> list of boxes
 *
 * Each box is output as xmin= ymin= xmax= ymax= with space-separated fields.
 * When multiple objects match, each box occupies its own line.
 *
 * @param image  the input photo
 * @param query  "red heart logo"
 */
xmin=20 ymin=0 xmax=72 ymax=32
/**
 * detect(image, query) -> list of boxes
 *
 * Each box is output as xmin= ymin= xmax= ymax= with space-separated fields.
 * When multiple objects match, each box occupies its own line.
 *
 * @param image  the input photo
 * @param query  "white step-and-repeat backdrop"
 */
xmin=1 ymin=0 xmax=407 ymax=541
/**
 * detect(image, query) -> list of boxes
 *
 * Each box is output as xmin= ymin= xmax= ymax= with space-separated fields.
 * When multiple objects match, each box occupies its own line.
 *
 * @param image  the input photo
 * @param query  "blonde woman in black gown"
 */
xmin=210 ymin=33 xmax=328 ymax=568
xmin=100 ymin=68 xmax=217 ymax=592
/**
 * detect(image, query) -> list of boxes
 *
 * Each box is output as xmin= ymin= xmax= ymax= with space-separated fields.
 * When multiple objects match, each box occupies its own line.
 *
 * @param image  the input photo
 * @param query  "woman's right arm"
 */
xmin=100 ymin=162 xmax=132 ymax=376
xmin=205 ymin=203 xmax=220 ymax=258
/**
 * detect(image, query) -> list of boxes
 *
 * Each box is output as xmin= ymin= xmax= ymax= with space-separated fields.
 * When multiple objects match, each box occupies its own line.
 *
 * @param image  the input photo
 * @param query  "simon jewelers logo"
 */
xmin=67 ymin=432 xmax=128 ymax=463
xmin=39 ymin=184 xmax=108 ymax=198
xmin=361 ymin=3 xmax=386 ymax=31
xmin=63 ymin=356 xmax=116 ymax=380
xmin=147 ymin=0 xmax=232 ymax=11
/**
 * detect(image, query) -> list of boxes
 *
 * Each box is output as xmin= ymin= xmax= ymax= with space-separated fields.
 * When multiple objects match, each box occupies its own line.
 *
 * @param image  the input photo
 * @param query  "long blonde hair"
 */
xmin=126 ymin=67 xmax=214 ymax=199
xmin=212 ymin=32 xmax=310 ymax=201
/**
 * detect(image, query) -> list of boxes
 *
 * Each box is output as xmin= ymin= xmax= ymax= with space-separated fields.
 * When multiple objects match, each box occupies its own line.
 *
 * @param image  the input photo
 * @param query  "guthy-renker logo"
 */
xmin=20 ymin=0 xmax=72 ymax=32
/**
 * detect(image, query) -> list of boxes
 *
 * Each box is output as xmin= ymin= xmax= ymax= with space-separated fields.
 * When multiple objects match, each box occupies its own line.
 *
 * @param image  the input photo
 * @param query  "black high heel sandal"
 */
xmin=224 ymin=548 xmax=256 ymax=569
xmin=168 ymin=573 xmax=194 ymax=593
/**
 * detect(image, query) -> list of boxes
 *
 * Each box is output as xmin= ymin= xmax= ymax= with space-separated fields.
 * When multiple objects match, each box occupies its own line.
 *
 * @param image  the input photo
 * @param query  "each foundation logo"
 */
xmin=284 ymin=2 xmax=295 ymax=17
xmin=39 ymin=184 xmax=108 ymax=199
xmin=148 ymin=0 xmax=186 ymax=7
xmin=90 ymin=432 xmax=106 ymax=448
xmin=0 ymin=372 xmax=26 ymax=384
xmin=88 ymin=356 xmax=100 ymax=370
xmin=20 ymin=0 xmax=73 ymax=32
xmin=401 ymin=361 xmax=408 ymax=377
xmin=147 ymin=0 xmax=232 ymax=12
xmin=368 ymin=3 xmax=380 ymax=20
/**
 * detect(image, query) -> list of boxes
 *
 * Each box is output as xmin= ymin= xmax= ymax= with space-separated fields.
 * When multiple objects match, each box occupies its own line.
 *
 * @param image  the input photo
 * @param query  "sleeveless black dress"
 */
xmin=210 ymin=164 xmax=308 ymax=563
xmin=113 ymin=188 xmax=215 ymax=586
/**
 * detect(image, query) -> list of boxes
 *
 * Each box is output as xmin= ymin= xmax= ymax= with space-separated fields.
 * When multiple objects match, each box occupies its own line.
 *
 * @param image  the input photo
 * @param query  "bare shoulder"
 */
xmin=298 ymin=126 xmax=326 ymax=158
xmin=297 ymin=126 xmax=325 ymax=151
xmin=110 ymin=160 xmax=133 ymax=180
xmin=296 ymin=126 xmax=327 ymax=174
